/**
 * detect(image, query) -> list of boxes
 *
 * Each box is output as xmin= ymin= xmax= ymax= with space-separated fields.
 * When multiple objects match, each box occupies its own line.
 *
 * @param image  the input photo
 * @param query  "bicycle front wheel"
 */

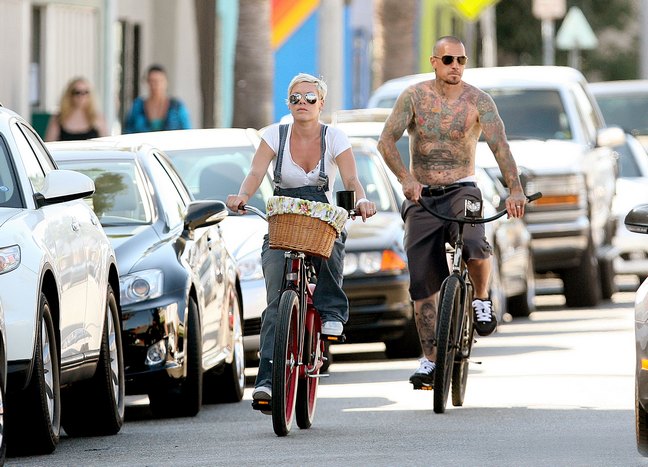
xmin=452 ymin=281 xmax=474 ymax=407
xmin=296 ymin=306 xmax=322 ymax=429
xmin=272 ymin=290 xmax=300 ymax=436
xmin=434 ymin=275 xmax=461 ymax=414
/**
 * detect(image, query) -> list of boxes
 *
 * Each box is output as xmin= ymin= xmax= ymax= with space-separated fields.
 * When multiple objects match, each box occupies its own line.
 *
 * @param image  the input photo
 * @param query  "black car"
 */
xmin=334 ymin=138 xmax=420 ymax=359
xmin=49 ymin=140 xmax=245 ymax=417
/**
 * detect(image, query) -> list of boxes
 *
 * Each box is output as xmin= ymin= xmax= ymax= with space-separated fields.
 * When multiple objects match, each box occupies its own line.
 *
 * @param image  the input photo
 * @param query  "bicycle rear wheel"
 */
xmin=434 ymin=275 xmax=461 ymax=414
xmin=272 ymin=290 xmax=300 ymax=436
xmin=452 ymin=282 xmax=474 ymax=406
xmin=296 ymin=306 xmax=322 ymax=429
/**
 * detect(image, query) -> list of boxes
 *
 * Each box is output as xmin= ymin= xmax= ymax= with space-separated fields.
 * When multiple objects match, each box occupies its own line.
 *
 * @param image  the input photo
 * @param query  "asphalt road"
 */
xmin=7 ymin=287 xmax=647 ymax=467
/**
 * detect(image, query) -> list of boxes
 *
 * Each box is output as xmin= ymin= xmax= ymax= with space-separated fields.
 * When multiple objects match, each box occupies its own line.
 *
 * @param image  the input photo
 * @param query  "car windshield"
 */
xmin=165 ymin=146 xmax=273 ymax=211
xmin=334 ymin=151 xmax=394 ymax=212
xmin=57 ymin=160 xmax=151 ymax=225
xmin=484 ymin=89 xmax=572 ymax=141
xmin=0 ymin=140 xmax=20 ymax=208
xmin=615 ymin=142 xmax=644 ymax=178
xmin=595 ymin=93 xmax=648 ymax=136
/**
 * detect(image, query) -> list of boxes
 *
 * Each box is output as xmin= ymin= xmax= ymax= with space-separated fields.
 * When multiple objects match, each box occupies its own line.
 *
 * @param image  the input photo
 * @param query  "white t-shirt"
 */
xmin=263 ymin=123 xmax=351 ymax=203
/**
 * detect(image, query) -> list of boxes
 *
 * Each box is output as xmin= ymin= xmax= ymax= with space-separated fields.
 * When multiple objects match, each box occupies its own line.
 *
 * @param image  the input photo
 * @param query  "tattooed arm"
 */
xmin=378 ymin=86 xmax=422 ymax=202
xmin=477 ymin=91 xmax=527 ymax=217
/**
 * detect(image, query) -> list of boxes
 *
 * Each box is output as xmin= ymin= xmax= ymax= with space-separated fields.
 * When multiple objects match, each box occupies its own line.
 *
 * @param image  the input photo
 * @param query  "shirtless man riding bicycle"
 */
xmin=377 ymin=35 xmax=527 ymax=389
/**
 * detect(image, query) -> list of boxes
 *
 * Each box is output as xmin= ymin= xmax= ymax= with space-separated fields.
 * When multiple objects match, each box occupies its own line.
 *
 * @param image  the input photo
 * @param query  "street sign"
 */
xmin=532 ymin=0 xmax=566 ymax=20
xmin=451 ymin=0 xmax=499 ymax=22
xmin=556 ymin=6 xmax=598 ymax=50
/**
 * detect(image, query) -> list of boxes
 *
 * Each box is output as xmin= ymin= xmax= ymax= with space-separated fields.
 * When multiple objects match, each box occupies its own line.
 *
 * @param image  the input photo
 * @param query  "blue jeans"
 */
xmin=255 ymin=186 xmax=348 ymax=389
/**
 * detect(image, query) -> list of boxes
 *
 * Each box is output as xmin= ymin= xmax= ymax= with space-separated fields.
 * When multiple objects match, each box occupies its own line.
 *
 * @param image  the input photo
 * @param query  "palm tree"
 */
xmin=233 ymin=0 xmax=273 ymax=128
xmin=373 ymin=0 xmax=417 ymax=89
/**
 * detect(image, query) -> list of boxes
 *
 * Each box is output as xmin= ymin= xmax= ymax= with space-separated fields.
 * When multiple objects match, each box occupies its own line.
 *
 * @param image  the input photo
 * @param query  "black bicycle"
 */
xmin=418 ymin=190 xmax=542 ymax=413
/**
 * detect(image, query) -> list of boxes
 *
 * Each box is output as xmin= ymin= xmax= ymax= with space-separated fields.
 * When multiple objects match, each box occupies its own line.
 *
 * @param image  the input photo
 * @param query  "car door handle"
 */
xmin=71 ymin=221 xmax=80 ymax=232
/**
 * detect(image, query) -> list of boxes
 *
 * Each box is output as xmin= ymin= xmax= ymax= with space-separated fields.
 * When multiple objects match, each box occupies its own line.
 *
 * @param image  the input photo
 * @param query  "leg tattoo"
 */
xmin=414 ymin=293 xmax=439 ymax=360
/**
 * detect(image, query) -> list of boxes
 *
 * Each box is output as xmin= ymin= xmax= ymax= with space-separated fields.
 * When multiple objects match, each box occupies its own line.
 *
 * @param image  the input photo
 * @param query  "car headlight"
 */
xmin=0 ymin=245 xmax=20 ymax=275
xmin=237 ymin=250 xmax=263 ymax=281
xmin=120 ymin=269 xmax=163 ymax=306
xmin=524 ymin=174 xmax=587 ymax=210
xmin=344 ymin=250 xmax=407 ymax=275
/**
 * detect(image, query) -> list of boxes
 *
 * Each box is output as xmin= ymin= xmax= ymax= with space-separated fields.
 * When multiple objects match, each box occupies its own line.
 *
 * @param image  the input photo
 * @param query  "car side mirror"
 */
xmin=625 ymin=204 xmax=648 ymax=234
xmin=597 ymin=126 xmax=626 ymax=148
xmin=185 ymin=200 xmax=228 ymax=232
xmin=34 ymin=170 xmax=95 ymax=208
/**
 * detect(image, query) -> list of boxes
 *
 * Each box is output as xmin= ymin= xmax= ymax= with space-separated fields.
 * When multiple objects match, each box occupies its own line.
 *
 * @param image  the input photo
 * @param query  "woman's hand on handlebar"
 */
xmin=354 ymin=198 xmax=377 ymax=222
xmin=506 ymin=191 xmax=528 ymax=219
xmin=226 ymin=194 xmax=248 ymax=214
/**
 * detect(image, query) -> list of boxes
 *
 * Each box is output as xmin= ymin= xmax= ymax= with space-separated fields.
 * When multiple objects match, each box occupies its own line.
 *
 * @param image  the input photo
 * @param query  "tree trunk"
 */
xmin=194 ymin=0 xmax=217 ymax=128
xmin=233 ymin=0 xmax=273 ymax=128
xmin=373 ymin=0 xmax=417 ymax=89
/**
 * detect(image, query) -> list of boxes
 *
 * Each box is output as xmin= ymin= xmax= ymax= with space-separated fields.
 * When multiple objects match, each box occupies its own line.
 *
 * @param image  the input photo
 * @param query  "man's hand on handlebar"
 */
xmin=506 ymin=191 xmax=527 ymax=219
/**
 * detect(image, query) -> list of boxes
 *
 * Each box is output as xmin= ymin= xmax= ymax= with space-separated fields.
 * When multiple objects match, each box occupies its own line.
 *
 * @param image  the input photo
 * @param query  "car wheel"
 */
xmin=508 ymin=255 xmax=536 ymax=318
xmin=637 ymin=383 xmax=648 ymax=456
xmin=384 ymin=308 xmax=422 ymax=359
xmin=149 ymin=296 xmax=202 ymax=418
xmin=561 ymin=235 xmax=601 ymax=308
xmin=203 ymin=290 xmax=245 ymax=403
xmin=599 ymin=255 xmax=617 ymax=300
xmin=7 ymin=293 xmax=60 ymax=455
xmin=62 ymin=284 xmax=125 ymax=436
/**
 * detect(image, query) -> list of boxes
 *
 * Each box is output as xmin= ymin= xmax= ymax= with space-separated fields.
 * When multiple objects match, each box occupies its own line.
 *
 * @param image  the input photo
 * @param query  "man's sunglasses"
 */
xmin=434 ymin=55 xmax=468 ymax=66
xmin=289 ymin=92 xmax=318 ymax=105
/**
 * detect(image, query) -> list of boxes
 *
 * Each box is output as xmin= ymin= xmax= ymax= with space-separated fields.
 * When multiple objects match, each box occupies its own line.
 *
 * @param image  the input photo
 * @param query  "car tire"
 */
xmin=508 ymin=255 xmax=536 ymax=318
xmin=384 ymin=309 xmax=422 ymax=359
xmin=561 ymin=236 xmax=601 ymax=308
xmin=62 ymin=284 xmax=125 ymax=436
xmin=149 ymin=296 xmax=202 ymax=418
xmin=637 ymin=383 xmax=648 ymax=456
xmin=599 ymin=256 xmax=617 ymax=300
xmin=7 ymin=293 xmax=60 ymax=455
xmin=203 ymin=290 xmax=245 ymax=403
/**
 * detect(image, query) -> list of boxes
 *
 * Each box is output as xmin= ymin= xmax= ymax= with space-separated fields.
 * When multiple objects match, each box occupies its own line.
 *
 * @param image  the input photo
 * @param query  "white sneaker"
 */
xmin=322 ymin=321 xmax=343 ymax=336
xmin=252 ymin=386 xmax=272 ymax=400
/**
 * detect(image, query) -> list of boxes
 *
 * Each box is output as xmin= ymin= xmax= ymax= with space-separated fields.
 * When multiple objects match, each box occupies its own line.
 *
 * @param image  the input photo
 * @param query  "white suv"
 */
xmin=0 ymin=106 xmax=124 ymax=455
xmin=368 ymin=66 xmax=624 ymax=307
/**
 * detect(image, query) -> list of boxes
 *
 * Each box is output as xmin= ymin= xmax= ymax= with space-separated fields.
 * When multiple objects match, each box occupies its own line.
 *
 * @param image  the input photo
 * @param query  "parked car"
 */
xmin=330 ymin=111 xmax=535 ymax=318
xmin=624 ymin=204 xmax=648 ymax=456
xmin=0 ymin=106 xmax=123 ymax=455
xmin=95 ymin=129 xmax=269 ymax=362
xmin=49 ymin=139 xmax=245 ymax=418
xmin=0 ymin=301 xmax=7 ymax=464
xmin=611 ymin=134 xmax=648 ymax=282
xmin=589 ymin=80 xmax=648 ymax=150
xmin=367 ymin=66 xmax=624 ymax=307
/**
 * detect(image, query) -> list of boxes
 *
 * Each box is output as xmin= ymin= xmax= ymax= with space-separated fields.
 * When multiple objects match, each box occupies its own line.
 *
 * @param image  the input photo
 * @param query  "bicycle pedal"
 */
xmin=412 ymin=383 xmax=433 ymax=391
xmin=252 ymin=399 xmax=272 ymax=412
xmin=322 ymin=333 xmax=346 ymax=343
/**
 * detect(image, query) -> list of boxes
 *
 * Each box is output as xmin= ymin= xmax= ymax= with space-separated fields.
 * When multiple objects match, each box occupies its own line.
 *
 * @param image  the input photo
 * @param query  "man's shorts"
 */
xmin=401 ymin=183 xmax=492 ymax=301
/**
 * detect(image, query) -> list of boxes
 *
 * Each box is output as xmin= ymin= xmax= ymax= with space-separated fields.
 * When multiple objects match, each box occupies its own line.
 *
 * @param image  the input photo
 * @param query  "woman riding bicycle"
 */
xmin=226 ymin=73 xmax=376 ymax=408
xmin=377 ymin=36 xmax=527 ymax=390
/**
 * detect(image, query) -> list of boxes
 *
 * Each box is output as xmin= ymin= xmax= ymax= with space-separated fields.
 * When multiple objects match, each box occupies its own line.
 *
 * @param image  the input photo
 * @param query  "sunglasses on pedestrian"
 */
xmin=288 ymin=92 xmax=318 ymax=105
xmin=434 ymin=55 xmax=468 ymax=66
xmin=72 ymin=89 xmax=90 ymax=96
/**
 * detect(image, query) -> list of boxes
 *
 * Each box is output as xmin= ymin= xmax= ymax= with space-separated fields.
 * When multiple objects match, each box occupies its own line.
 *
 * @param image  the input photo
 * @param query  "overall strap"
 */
xmin=317 ymin=124 xmax=329 ymax=191
xmin=274 ymin=124 xmax=289 ymax=187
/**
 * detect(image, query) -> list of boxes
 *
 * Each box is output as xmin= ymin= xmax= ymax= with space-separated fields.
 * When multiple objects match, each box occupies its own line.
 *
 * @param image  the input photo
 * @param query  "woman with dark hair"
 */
xmin=123 ymin=64 xmax=191 ymax=133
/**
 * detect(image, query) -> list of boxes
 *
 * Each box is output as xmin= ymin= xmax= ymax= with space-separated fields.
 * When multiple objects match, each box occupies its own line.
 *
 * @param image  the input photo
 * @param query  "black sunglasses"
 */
xmin=289 ymin=92 xmax=318 ymax=105
xmin=434 ymin=55 xmax=468 ymax=66
xmin=72 ymin=89 xmax=90 ymax=96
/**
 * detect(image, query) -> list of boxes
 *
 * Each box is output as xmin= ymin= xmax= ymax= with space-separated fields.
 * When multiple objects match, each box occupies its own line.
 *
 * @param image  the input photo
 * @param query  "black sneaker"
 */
xmin=473 ymin=298 xmax=497 ymax=336
xmin=409 ymin=358 xmax=435 ymax=390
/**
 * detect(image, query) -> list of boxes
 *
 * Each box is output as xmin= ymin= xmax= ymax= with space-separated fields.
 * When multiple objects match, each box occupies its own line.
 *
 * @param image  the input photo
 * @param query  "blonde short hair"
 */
xmin=286 ymin=73 xmax=327 ymax=102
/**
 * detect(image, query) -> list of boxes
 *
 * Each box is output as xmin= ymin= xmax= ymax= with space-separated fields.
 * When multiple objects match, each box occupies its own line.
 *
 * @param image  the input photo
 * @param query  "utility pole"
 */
xmin=532 ymin=0 xmax=566 ymax=66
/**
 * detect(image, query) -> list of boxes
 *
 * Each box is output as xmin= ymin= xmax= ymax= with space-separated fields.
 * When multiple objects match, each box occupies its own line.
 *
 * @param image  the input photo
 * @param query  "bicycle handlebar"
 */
xmin=418 ymin=191 xmax=542 ymax=224
xmin=239 ymin=204 xmax=268 ymax=221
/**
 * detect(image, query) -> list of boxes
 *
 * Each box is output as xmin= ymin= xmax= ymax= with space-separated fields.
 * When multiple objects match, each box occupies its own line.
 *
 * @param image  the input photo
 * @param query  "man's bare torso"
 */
xmin=408 ymin=79 xmax=483 ymax=186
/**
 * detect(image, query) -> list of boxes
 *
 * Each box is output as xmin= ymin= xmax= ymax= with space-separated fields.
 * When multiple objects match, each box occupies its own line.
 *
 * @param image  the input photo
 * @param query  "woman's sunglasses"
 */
xmin=289 ymin=92 xmax=318 ymax=105
xmin=434 ymin=55 xmax=468 ymax=66
xmin=72 ymin=89 xmax=90 ymax=96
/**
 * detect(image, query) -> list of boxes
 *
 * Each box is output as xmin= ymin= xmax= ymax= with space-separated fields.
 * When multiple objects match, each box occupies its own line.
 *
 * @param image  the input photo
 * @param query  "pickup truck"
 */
xmin=367 ymin=66 xmax=625 ymax=307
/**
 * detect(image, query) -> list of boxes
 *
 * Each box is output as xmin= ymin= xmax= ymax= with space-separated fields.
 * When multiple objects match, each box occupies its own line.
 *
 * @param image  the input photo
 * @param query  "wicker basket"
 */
xmin=268 ymin=213 xmax=337 ymax=258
